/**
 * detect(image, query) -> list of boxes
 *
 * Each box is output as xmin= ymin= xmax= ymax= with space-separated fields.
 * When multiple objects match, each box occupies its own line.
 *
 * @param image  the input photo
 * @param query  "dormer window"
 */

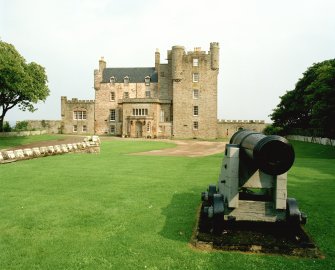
xmin=110 ymin=76 xmax=115 ymax=84
xmin=145 ymin=76 xmax=150 ymax=86
xmin=124 ymin=76 xmax=129 ymax=85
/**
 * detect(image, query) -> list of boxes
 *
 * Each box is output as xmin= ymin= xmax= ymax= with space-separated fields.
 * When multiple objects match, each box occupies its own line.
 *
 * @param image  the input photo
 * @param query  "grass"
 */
xmin=0 ymin=139 xmax=334 ymax=269
xmin=0 ymin=134 xmax=64 ymax=150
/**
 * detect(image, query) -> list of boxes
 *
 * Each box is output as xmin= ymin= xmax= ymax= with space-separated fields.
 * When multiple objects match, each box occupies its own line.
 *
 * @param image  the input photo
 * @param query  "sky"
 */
xmin=1 ymin=0 xmax=335 ymax=124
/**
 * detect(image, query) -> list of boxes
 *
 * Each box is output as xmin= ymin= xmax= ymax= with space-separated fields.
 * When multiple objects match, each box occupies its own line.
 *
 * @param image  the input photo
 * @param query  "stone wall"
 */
xmin=0 ymin=130 xmax=48 ymax=137
xmin=22 ymin=120 xmax=62 ymax=134
xmin=286 ymin=135 xmax=335 ymax=146
xmin=217 ymin=120 xmax=267 ymax=139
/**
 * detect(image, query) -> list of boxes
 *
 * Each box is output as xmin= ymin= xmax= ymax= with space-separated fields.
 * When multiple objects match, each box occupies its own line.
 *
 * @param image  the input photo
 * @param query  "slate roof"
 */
xmin=102 ymin=67 xmax=158 ymax=83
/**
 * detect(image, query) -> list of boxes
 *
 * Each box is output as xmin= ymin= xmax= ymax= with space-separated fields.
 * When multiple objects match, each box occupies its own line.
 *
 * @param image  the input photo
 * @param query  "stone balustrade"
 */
xmin=0 ymin=136 xmax=100 ymax=164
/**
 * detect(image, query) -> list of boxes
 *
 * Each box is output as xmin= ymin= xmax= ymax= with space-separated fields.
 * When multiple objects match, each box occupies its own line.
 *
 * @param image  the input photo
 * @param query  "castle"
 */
xmin=54 ymin=43 xmax=265 ymax=138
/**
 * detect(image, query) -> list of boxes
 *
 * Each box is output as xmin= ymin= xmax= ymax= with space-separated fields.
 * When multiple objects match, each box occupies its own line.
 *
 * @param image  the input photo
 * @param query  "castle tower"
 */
xmin=171 ymin=43 xmax=219 ymax=139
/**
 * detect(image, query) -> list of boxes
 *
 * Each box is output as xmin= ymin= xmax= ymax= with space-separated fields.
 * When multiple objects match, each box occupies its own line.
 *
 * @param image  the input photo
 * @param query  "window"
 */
xmin=193 ymin=106 xmax=199 ymax=116
xmin=110 ymin=92 xmax=115 ymax=101
xmin=193 ymin=89 xmax=199 ymax=99
xmin=110 ymin=109 xmax=116 ymax=121
xmin=160 ymin=110 xmax=165 ymax=122
xmin=193 ymin=121 xmax=199 ymax=130
xmin=110 ymin=76 xmax=115 ymax=84
xmin=160 ymin=71 xmax=165 ymax=77
xmin=82 ymin=125 xmax=87 ymax=132
xmin=73 ymin=125 xmax=77 ymax=132
xmin=147 ymin=122 xmax=151 ymax=132
xmin=132 ymin=108 xmax=148 ymax=116
xmin=193 ymin=58 xmax=199 ymax=67
xmin=193 ymin=73 xmax=199 ymax=82
xmin=145 ymin=76 xmax=150 ymax=86
xmin=110 ymin=125 xmax=115 ymax=134
xmin=73 ymin=110 xmax=87 ymax=120
xmin=124 ymin=76 xmax=129 ymax=85
xmin=145 ymin=90 xmax=151 ymax=98
xmin=124 ymin=92 xmax=129 ymax=99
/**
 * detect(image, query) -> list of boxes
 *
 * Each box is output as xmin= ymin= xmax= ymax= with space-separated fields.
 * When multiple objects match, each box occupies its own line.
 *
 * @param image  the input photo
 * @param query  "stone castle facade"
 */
xmin=59 ymin=43 xmax=266 ymax=138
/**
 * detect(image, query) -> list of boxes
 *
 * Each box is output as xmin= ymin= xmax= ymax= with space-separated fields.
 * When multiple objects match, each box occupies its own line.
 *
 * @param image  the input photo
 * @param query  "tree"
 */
xmin=0 ymin=41 xmax=49 ymax=132
xmin=270 ymin=59 xmax=335 ymax=138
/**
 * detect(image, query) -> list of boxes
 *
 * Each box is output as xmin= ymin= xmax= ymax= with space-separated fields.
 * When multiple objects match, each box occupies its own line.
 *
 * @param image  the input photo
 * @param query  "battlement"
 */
xmin=61 ymin=96 xmax=95 ymax=104
xmin=218 ymin=119 xmax=265 ymax=124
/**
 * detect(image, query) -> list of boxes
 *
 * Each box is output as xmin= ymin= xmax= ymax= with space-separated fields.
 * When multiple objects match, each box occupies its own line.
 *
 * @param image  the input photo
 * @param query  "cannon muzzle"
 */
xmin=230 ymin=130 xmax=295 ymax=175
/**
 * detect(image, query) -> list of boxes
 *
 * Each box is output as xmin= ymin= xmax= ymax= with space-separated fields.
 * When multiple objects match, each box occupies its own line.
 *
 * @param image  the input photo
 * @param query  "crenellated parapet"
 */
xmin=218 ymin=119 xmax=265 ymax=124
xmin=61 ymin=96 xmax=95 ymax=104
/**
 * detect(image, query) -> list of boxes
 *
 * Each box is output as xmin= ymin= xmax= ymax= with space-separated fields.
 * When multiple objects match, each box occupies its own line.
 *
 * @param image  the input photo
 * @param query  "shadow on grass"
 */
xmin=159 ymin=192 xmax=199 ymax=243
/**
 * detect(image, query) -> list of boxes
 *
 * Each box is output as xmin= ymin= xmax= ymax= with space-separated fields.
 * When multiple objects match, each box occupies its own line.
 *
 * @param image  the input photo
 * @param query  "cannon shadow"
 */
xmin=159 ymin=192 xmax=199 ymax=243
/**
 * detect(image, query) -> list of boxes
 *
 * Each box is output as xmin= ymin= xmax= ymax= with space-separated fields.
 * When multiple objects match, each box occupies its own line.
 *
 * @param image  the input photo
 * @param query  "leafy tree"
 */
xmin=270 ymin=59 xmax=335 ymax=138
xmin=0 ymin=41 xmax=49 ymax=132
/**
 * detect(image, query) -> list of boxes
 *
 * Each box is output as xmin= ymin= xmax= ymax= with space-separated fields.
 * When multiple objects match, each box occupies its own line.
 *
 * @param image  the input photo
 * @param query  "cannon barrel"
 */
xmin=230 ymin=130 xmax=295 ymax=175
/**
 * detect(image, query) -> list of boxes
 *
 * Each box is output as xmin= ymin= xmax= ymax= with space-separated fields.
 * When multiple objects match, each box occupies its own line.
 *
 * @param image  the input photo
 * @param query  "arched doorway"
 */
xmin=136 ymin=121 xmax=143 ymax=138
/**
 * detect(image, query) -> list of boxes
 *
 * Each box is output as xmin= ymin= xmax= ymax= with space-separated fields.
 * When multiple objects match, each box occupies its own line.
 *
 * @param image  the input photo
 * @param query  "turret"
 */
xmin=171 ymin=45 xmax=184 ymax=81
xmin=210 ymin=42 xmax=219 ymax=70
xmin=61 ymin=96 xmax=67 ymax=119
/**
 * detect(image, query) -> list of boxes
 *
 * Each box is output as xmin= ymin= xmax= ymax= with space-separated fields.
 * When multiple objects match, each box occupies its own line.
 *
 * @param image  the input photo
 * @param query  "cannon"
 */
xmin=201 ymin=130 xmax=307 ymax=232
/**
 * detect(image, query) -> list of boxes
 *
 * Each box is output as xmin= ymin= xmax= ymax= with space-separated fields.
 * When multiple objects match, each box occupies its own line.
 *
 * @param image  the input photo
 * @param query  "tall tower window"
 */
xmin=110 ymin=125 xmax=115 ymax=134
xmin=193 ymin=89 xmax=199 ymax=99
xmin=110 ymin=109 xmax=116 ymax=121
xmin=193 ymin=106 xmax=199 ymax=116
xmin=160 ymin=110 xmax=165 ymax=122
xmin=193 ymin=73 xmax=199 ymax=82
xmin=147 ymin=122 xmax=151 ymax=132
xmin=193 ymin=58 xmax=199 ymax=67
xmin=110 ymin=92 xmax=115 ymax=101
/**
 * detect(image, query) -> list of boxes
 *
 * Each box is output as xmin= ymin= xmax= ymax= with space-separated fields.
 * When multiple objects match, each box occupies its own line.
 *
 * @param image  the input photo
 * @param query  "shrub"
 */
xmin=15 ymin=121 xmax=29 ymax=131
xmin=2 ymin=121 xmax=12 ymax=132
xmin=263 ymin=125 xmax=284 ymax=136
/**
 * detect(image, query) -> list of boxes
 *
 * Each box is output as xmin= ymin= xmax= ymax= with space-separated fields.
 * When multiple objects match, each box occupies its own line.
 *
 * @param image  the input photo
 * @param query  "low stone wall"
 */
xmin=23 ymin=120 xmax=62 ymax=134
xmin=286 ymin=135 xmax=335 ymax=146
xmin=0 ymin=136 xmax=100 ymax=164
xmin=0 ymin=130 xmax=47 ymax=137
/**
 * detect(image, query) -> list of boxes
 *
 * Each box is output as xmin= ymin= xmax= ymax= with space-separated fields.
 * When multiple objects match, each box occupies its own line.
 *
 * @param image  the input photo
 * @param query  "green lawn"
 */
xmin=0 ymin=134 xmax=64 ymax=150
xmin=0 ymin=139 xmax=334 ymax=269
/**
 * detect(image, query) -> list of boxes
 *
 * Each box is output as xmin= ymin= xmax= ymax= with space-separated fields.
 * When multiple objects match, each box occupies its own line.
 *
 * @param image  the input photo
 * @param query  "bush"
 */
xmin=2 ymin=121 xmax=12 ymax=132
xmin=263 ymin=125 xmax=284 ymax=136
xmin=14 ymin=121 xmax=29 ymax=131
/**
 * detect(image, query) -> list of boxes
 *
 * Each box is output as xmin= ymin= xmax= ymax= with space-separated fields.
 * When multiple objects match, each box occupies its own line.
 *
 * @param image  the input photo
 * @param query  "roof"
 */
xmin=102 ymin=67 xmax=158 ymax=83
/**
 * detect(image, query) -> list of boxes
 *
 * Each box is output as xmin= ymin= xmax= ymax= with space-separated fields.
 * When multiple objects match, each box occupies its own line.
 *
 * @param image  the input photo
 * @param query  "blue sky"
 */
xmin=1 ymin=0 xmax=334 ymax=123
